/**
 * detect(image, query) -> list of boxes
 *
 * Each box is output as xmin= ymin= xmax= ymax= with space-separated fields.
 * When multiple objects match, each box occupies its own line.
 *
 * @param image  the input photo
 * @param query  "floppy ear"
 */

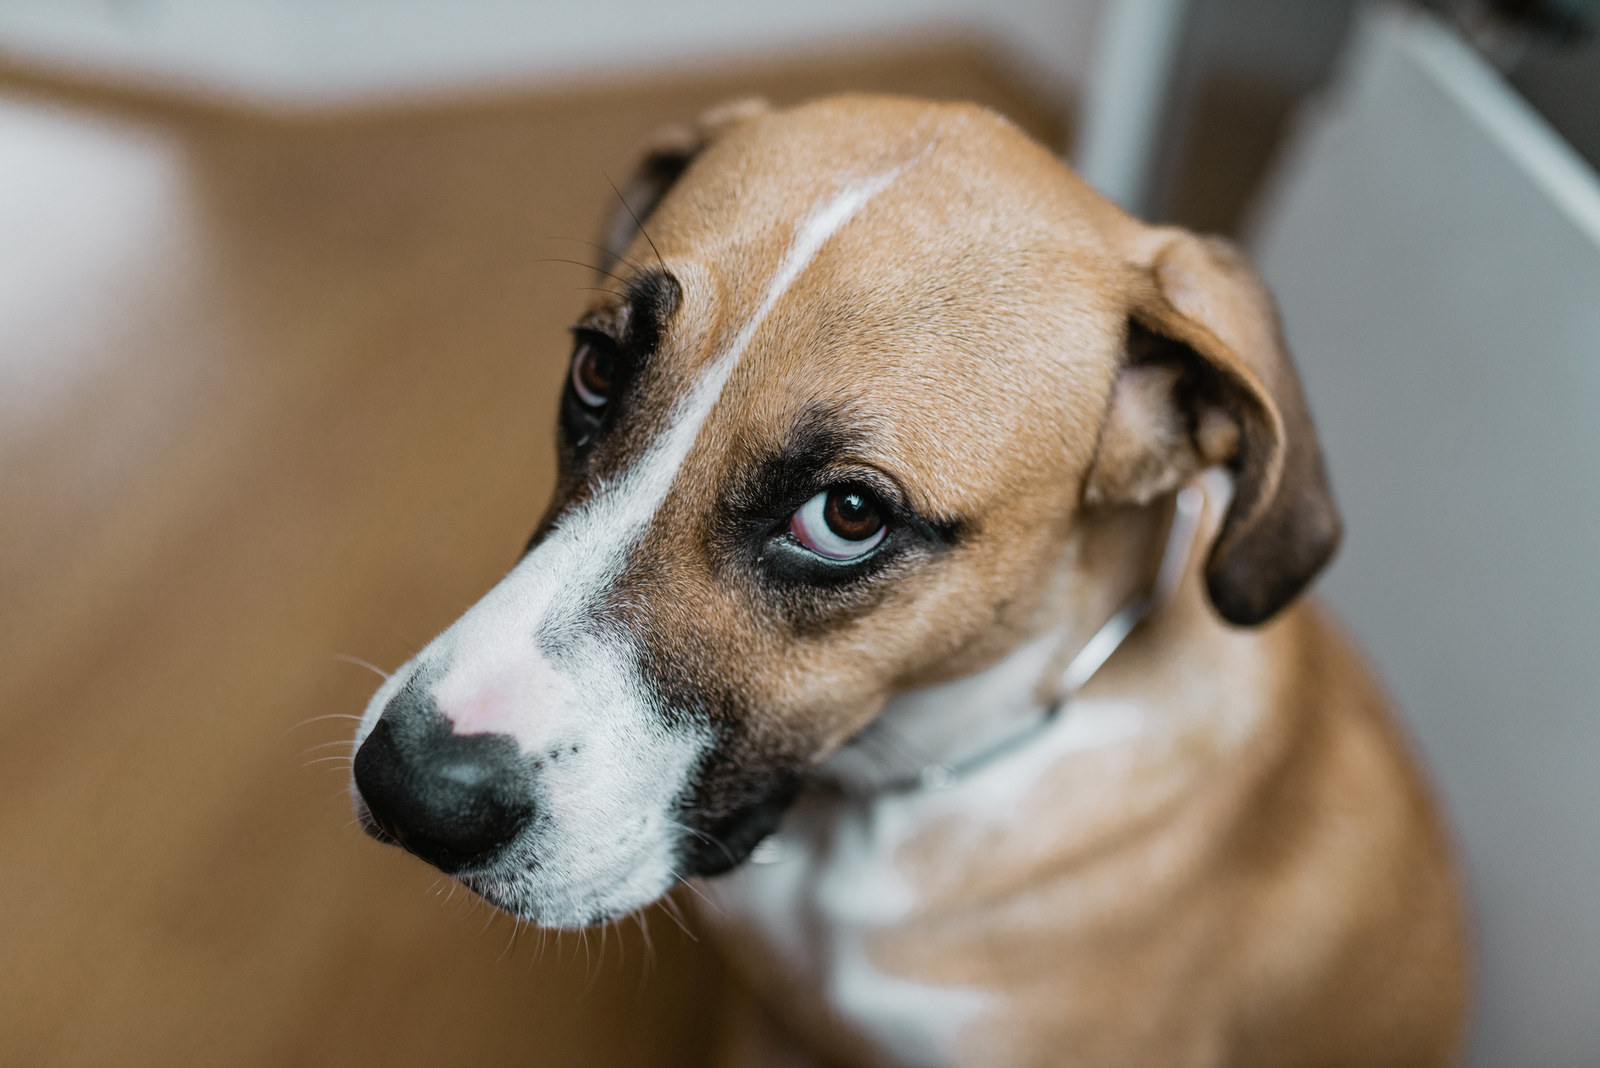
xmin=1084 ymin=229 xmax=1341 ymax=626
xmin=599 ymin=97 xmax=770 ymax=271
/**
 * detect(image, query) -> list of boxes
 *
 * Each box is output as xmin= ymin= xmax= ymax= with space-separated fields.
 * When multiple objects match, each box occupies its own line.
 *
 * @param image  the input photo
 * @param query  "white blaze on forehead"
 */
xmin=548 ymin=164 xmax=910 ymax=598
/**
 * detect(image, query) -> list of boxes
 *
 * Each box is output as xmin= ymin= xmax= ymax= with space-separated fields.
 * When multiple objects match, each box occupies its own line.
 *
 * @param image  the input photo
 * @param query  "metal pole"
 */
xmin=1073 ymin=0 xmax=1195 ymax=216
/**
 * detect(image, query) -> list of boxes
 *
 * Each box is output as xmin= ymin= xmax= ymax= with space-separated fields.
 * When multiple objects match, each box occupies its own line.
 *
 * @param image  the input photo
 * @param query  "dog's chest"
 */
xmin=705 ymin=795 xmax=991 ymax=1068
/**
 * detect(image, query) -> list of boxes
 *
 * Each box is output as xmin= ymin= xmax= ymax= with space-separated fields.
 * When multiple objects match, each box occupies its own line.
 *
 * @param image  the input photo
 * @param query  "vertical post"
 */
xmin=1073 ymin=0 xmax=1194 ymax=216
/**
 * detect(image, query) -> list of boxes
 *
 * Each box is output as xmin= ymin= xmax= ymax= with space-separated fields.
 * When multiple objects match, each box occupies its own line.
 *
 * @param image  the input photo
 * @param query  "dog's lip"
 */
xmin=458 ymin=827 xmax=665 ymax=924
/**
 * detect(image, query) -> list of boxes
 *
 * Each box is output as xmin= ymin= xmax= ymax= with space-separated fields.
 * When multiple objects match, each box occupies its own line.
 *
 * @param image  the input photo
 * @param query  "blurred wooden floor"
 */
xmin=0 ymin=43 xmax=1065 ymax=1067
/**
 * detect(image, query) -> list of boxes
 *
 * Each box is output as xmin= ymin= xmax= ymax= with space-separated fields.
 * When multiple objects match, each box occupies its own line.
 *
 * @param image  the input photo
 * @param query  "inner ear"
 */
xmin=600 ymin=134 xmax=698 ymax=273
xmin=600 ymin=97 xmax=770 ymax=272
xmin=1083 ymin=321 xmax=1243 ymax=509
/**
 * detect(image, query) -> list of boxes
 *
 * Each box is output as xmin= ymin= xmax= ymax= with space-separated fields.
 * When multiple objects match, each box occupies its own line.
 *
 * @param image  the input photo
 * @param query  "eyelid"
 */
xmin=570 ymin=324 xmax=618 ymax=347
xmin=806 ymin=465 xmax=906 ymax=515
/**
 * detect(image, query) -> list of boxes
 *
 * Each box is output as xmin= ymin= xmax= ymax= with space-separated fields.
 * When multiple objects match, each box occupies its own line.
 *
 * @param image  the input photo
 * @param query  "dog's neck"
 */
xmin=818 ymin=486 xmax=1210 ymax=795
xmin=818 ymin=626 xmax=1065 ymax=793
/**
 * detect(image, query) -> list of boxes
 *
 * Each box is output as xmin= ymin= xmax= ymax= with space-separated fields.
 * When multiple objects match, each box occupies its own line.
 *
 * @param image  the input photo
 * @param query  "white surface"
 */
xmin=1074 ymin=0 xmax=1192 ymax=213
xmin=1250 ymin=8 xmax=1600 ymax=1066
xmin=0 ymin=0 xmax=1101 ymax=107
xmin=0 ymin=96 xmax=193 ymax=429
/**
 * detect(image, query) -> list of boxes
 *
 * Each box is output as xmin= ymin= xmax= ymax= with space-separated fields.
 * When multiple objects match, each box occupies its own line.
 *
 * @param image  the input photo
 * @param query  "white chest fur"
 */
xmin=704 ymin=790 xmax=991 ymax=1068
xmin=701 ymin=623 xmax=1160 ymax=1068
xmin=701 ymin=632 xmax=1069 ymax=1064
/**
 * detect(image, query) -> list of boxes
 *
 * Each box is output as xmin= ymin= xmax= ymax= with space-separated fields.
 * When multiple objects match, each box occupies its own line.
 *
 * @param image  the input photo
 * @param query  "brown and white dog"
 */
xmin=350 ymin=95 xmax=1469 ymax=1067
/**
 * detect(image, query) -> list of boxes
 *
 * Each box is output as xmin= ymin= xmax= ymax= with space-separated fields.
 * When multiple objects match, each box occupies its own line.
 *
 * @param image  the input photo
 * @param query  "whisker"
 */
xmin=534 ymin=256 xmax=632 ymax=286
xmin=331 ymin=653 xmax=391 ymax=681
xmin=627 ymin=908 xmax=646 ymax=965
xmin=604 ymin=171 xmax=665 ymax=271
xmin=282 ymin=712 xmax=363 ymax=737
xmin=657 ymin=893 xmax=697 ymax=941
xmin=546 ymin=235 xmax=648 ymax=276
xmin=664 ymin=818 xmax=738 ymax=869
xmin=388 ymin=625 xmax=423 ymax=657
xmin=498 ymin=915 xmax=521 ymax=963
xmin=671 ymin=872 xmax=721 ymax=919
xmin=628 ymin=907 xmax=653 ymax=998
xmin=298 ymin=739 xmax=355 ymax=757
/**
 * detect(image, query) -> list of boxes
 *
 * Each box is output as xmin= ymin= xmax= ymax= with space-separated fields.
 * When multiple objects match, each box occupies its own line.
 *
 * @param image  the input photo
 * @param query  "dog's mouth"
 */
xmin=672 ymin=771 xmax=806 ymax=877
xmin=454 ymin=826 xmax=682 ymax=929
xmin=352 ymin=765 xmax=731 ymax=928
xmin=353 ymin=779 xmax=816 ymax=931
xmin=344 ymin=630 xmax=836 ymax=928
xmin=455 ymin=873 xmax=532 ymax=920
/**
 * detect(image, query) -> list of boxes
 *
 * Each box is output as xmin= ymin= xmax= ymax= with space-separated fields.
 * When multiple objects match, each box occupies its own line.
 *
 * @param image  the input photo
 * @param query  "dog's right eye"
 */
xmin=570 ymin=336 xmax=618 ymax=409
xmin=787 ymin=487 xmax=888 ymax=561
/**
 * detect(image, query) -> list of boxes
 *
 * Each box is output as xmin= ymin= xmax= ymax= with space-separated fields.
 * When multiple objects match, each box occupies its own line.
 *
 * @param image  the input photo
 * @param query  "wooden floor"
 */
xmin=0 ymin=44 xmax=1066 ymax=1067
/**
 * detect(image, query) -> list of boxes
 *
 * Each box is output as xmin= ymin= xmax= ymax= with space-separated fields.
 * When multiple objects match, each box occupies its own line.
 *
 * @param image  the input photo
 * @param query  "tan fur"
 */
xmin=584 ymin=95 xmax=1468 ymax=1066
xmin=882 ymin=555 xmax=1468 ymax=1067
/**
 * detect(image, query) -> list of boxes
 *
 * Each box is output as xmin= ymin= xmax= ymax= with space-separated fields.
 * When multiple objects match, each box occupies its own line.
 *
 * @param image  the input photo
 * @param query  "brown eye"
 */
xmin=571 ymin=339 xmax=617 ymax=408
xmin=824 ymin=490 xmax=883 ymax=540
xmin=789 ymin=487 xmax=887 ymax=560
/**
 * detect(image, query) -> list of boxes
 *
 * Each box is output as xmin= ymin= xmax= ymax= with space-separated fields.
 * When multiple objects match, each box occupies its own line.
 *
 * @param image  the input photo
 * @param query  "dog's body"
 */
xmin=350 ymin=96 xmax=1467 ymax=1067
xmin=708 ymin=562 xmax=1464 ymax=1068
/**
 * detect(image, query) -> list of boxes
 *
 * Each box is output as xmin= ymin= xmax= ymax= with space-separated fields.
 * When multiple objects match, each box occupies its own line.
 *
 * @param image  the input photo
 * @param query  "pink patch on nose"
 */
xmin=432 ymin=655 xmax=562 ymax=749
xmin=441 ymin=684 xmax=513 ymax=736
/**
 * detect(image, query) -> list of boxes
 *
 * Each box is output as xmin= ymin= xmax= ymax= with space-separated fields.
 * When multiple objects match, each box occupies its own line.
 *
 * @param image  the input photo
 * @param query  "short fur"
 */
xmin=352 ymin=96 xmax=1468 ymax=1067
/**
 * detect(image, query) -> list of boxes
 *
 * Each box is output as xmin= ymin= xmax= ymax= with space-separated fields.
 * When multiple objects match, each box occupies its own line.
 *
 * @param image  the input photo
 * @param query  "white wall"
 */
xmin=1251 ymin=10 xmax=1600 ymax=1065
xmin=0 ymin=0 xmax=1102 ymax=107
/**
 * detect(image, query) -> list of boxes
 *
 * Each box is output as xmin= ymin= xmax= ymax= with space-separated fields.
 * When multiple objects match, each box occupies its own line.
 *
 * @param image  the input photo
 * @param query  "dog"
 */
xmin=350 ymin=95 xmax=1469 ymax=1067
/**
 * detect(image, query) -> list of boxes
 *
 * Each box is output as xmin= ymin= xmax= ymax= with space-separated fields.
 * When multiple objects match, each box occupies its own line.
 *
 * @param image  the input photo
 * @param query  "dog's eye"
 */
xmin=570 ymin=337 xmax=618 ymax=409
xmin=788 ymin=487 xmax=888 ymax=561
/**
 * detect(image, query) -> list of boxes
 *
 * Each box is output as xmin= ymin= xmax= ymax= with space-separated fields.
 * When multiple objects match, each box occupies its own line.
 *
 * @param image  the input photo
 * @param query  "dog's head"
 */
xmin=349 ymin=96 xmax=1338 ymax=927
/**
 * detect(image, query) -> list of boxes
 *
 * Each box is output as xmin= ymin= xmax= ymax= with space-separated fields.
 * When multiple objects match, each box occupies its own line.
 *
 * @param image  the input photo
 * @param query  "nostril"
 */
xmin=354 ymin=714 xmax=534 ymax=874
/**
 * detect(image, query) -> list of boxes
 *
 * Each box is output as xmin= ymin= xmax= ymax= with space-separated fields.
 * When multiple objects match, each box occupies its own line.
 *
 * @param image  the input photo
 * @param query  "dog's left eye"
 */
xmin=570 ymin=336 xmax=618 ymax=409
xmin=787 ymin=487 xmax=888 ymax=561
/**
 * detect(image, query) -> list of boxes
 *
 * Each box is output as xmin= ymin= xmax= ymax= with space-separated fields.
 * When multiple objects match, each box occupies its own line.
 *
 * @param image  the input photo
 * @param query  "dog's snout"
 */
xmin=353 ymin=687 xmax=534 ymax=874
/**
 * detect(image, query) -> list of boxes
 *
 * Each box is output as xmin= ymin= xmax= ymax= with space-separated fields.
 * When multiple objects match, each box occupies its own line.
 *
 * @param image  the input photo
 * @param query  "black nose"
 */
xmin=353 ymin=686 xmax=534 ymax=874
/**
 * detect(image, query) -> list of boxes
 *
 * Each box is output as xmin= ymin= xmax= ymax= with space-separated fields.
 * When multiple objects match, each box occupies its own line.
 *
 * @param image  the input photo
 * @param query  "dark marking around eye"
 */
xmin=718 ymin=405 xmax=967 ymax=553
xmin=709 ymin=404 xmax=970 ymax=633
xmin=621 ymin=269 xmax=681 ymax=357
xmin=558 ymin=268 xmax=683 ymax=457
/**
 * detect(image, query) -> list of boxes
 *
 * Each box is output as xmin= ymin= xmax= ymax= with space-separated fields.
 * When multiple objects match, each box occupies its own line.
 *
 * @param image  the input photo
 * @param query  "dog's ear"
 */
xmin=600 ymin=98 xmax=770 ymax=271
xmin=1084 ymin=229 xmax=1340 ymax=626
